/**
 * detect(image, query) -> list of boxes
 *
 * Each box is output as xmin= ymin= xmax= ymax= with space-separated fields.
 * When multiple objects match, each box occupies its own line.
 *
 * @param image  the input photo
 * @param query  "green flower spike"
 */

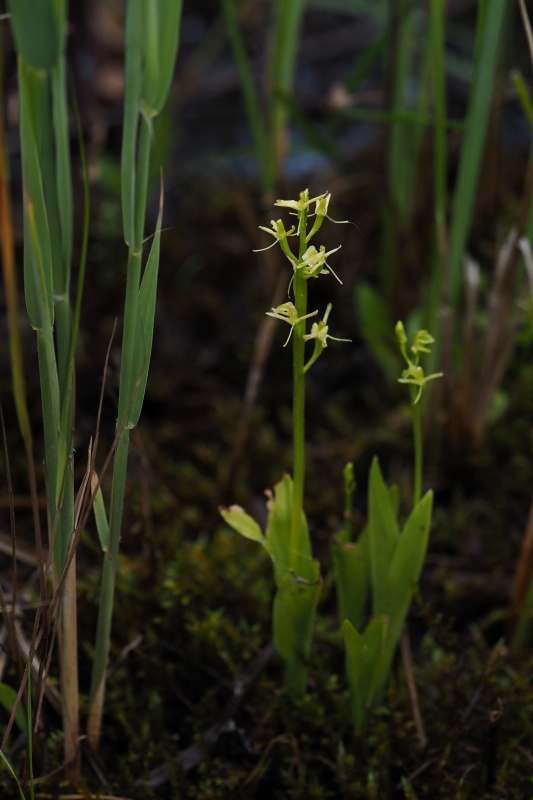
xmin=395 ymin=321 xmax=443 ymax=404
xmin=298 ymin=244 xmax=343 ymax=283
xmin=303 ymin=304 xmax=351 ymax=373
xmin=266 ymin=302 xmax=318 ymax=346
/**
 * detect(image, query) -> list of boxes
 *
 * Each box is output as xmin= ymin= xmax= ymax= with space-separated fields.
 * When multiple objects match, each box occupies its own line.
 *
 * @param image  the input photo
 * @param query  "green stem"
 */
xmin=411 ymin=386 xmax=423 ymax=506
xmin=289 ymin=209 xmax=308 ymax=567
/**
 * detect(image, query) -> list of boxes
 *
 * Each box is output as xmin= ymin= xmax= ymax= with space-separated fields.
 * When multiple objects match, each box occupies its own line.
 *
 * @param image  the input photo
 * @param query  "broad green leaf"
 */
xmin=273 ymin=566 xmax=321 ymax=697
xmin=368 ymin=457 xmax=400 ymax=615
xmin=372 ymin=491 xmax=433 ymax=702
xmin=7 ymin=0 xmax=60 ymax=69
xmin=342 ymin=616 xmax=388 ymax=733
xmin=0 ymin=684 xmax=27 ymax=734
xmin=385 ymin=491 xmax=433 ymax=634
xmin=128 ymin=185 xmax=163 ymax=427
xmin=220 ymin=505 xmax=266 ymax=545
xmin=332 ymin=525 xmax=370 ymax=631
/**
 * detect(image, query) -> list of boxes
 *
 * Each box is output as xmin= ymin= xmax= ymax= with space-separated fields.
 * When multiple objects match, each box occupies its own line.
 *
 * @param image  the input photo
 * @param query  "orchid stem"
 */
xmin=289 ymin=207 xmax=308 ymax=567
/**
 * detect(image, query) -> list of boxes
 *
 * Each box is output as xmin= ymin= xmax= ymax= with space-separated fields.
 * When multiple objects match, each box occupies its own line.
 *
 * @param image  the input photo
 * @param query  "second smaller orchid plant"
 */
xmin=221 ymin=189 xmax=348 ymax=696
xmin=335 ymin=323 xmax=443 ymax=732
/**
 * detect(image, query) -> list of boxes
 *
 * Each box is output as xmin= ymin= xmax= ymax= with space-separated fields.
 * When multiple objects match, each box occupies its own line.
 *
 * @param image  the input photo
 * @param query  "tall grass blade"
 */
xmin=220 ymin=0 xmax=271 ymax=190
xmin=89 ymin=0 xmax=182 ymax=751
xmin=0 ymin=749 xmax=26 ymax=800
xmin=26 ymin=657 xmax=34 ymax=800
xmin=11 ymin=0 xmax=80 ymax=777
xmin=141 ymin=0 xmax=183 ymax=116
xmin=121 ymin=0 xmax=143 ymax=247
xmin=128 ymin=180 xmax=164 ymax=428
xmin=387 ymin=0 xmax=422 ymax=224
xmin=6 ymin=0 xmax=59 ymax=70
xmin=447 ymin=0 xmax=510 ymax=308
xmin=270 ymin=0 xmax=307 ymax=178
xmin=424 ymin=0 xmax=447 ymax=377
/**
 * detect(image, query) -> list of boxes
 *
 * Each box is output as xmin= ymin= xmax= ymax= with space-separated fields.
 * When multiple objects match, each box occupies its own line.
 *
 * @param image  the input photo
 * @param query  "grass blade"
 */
xmin=220 ymin=0 xmax=270 ymax=190
xmin=7 ymin=0 xmax=59 ymax=69
xmin=128 ymin=180 xmax=164 ymax=428
xmin=447 ymin=0 xmax=510 ymax=307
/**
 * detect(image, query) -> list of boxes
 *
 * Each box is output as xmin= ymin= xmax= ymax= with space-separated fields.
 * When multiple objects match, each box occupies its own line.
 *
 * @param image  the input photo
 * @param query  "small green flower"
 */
xmin=303 ymin=304 xmax=349 ymax=347
xmin=255 ymin=219 xmax=298 ymax=264
xmin=315 ymin=194 xmax=331 ymax=217
xmin=298 ymin=244 xmax=343 ymax=283
xmin=266 ymin=302 xmax=318 ymax=346
xmin=274 ymin=188 xmax=328 ymax=212
xmin=411 ymin=329 xmax=435 ymax=357
xmin=398 ymin=364 xmax=442 ymax=404
xmin=304 ymin=193 xmax=331 ymax=241
xmin=303 ymin=304 xmax=351 ymax=372
xmin=395 ymin=321 xmax=442 ymax=404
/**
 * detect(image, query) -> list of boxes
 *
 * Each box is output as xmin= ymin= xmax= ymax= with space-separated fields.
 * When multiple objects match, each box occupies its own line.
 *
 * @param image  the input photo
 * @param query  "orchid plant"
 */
xmin=334 ymin=323 xmax=442 ymax=732
xmin=221 ymin=189 xmax=348 ymax=696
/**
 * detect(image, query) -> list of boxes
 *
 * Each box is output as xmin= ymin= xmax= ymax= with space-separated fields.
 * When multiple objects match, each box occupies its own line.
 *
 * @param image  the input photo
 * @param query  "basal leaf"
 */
xmin=372 ymin=491 xmax=433 ymax=702
xmin=332 ymin=525 xmax=370 ymax=631
xmin=342 ymin=615 xmax=388 ymax=732
xmin=385 ymin=490 xmax=433 ymax=631
xmin=368 ymin=457 xmax=400 ymax=615
xmin=273 ymin=566 xmax=321 ymax=697
xmin=220 ymin=505 xmax=266 ymax=545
